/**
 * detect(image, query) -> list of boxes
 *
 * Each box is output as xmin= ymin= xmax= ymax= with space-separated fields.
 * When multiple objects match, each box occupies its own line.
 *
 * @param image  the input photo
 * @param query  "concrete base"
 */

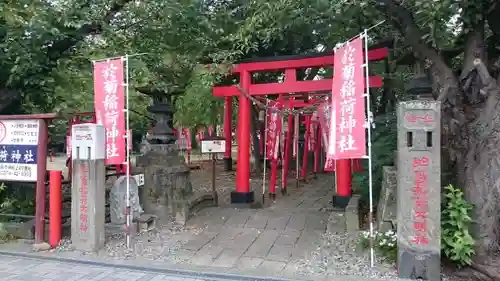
xmin=332 ymin=195 xmax=351 ymax=209
xmin=223 ymin=157 xmax=232 ymax=171
xmin=398 ymin=248 xmax=441 ymax=280
xmin=230 ymin=191 xmax=254 ymax=204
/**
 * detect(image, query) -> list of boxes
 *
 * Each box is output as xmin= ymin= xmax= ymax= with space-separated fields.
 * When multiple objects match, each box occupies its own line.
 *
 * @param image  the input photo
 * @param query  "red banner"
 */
xmin=183 ymin=128 xmax=192 ymax=151
xmin=293 ymin=114 xmax=299 ymax=158
xmin=196 ymin=127 xmax=205 ymax=143
xmin=66 ymin=135 xmax=71 ymax=158
xmin=328 ymin=38 xmax=366 ymax=159
xmin=177 ymin=127 xmax=192 ymax=151
xmin=265 ymin=101 xmax=283 ymax=160
xmin=308 ymin=115 xmax=317 ymax=151
xmin=93 ymin=58 xmax=126 ymax=165
xmin=317 ymin=103 xmax=335 ymax=171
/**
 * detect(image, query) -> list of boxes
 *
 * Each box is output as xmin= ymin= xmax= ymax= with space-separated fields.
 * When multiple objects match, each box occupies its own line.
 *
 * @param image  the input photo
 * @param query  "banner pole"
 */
xmin=262 ymin=98 xmax=268 ymax=203
xmin=363 ymin=30 xmax=375 ymax=267
xmin=124 ymin=54 xmax=132 ymax=249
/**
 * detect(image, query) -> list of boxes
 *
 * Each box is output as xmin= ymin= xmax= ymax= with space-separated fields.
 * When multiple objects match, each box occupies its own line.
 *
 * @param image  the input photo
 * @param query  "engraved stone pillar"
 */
xmin=396 ymin=96 xmax=441 ymax=280
xmin=70 ymin=124 xmax=106 ymax=252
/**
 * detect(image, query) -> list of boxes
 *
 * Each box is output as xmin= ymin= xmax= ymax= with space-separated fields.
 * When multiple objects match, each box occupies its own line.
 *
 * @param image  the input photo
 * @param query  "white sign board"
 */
xmin=0 ymin=119 xmax=40 ymax=182
xmin=71 ymin=124 xmax=105 ymax=160
xmin=133 ymin=173 xmax=145 ymax=187
xmin=201 ymin=139 xmax=226 ymax=154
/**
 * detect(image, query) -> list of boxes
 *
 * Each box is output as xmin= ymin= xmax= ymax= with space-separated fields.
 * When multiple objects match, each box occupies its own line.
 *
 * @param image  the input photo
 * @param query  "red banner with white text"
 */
xmin=93 ymin=58 xmax=126 ymax=165
xmin=265 ymin=101 xmax=283 ymax=160
xmin=177 ymin=127 xmax=192 ymax=151
xmin=328 ymin=37 xmax=366 ymax=159
xmin=317 ymin=103 xmax=335 ymax=171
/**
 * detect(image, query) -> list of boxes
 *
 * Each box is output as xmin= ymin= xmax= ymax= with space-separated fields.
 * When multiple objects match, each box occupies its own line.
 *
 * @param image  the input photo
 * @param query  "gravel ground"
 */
xmin=296 ymin=225 xmax=465 ymax=281
xmin=53 ymin=216 xmax=195 ymax=263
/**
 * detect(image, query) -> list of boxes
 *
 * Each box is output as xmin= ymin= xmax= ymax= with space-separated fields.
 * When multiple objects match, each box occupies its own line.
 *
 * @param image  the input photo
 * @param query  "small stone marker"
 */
xmin=71 ymin=124 xmax=106 ymax=252
xmin=377 ymin=166 xmax=397 ymax=232
xmin=110 ymin=176 xmax=143 ymax=225
xmin=396 ymin=100 xmax=441 ymax=280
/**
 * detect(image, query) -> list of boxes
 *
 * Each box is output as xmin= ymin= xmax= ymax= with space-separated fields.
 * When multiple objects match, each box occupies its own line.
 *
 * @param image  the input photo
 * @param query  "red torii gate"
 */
xmin=214 ymin=47 xmax=389 ymax=204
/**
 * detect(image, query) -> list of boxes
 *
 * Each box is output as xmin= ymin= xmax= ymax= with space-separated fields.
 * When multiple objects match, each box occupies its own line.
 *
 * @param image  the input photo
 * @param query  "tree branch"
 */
xmin=373 ymin=0 xmax=459 ymax=102
xmin=47 ymin=0 xmax=133 ymax=59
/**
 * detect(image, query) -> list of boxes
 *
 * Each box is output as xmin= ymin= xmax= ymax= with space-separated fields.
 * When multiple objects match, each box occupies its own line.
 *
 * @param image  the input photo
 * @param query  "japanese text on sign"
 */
xmin=93 ymin=59 xmax=126 ymax=165
xmin=412 ymin=156 xmax=429 ymax=245
xmin=79 ymin=163 xmax=89 ymax=233
xmin=0 ymin=120 xmax=40 ymax=182
xmin=329 ymin=37 xmax=366 ymax=159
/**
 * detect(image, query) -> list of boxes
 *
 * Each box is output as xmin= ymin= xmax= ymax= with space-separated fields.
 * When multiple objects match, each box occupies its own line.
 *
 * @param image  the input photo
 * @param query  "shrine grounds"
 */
xmin=0 ymin=154 xmax=464 ymax=281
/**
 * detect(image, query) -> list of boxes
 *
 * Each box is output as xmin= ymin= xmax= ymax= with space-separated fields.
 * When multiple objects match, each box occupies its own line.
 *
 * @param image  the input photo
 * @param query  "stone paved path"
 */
xmin=0 ymin=255 xmax=208 ymax=281
xmin=164 ymin=178 xmax=344 ymax=278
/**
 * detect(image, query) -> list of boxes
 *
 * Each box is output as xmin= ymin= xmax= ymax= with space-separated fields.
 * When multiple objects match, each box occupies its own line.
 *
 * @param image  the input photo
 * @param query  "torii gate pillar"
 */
xmin=232 ymin=70 xmax=254 ymax=204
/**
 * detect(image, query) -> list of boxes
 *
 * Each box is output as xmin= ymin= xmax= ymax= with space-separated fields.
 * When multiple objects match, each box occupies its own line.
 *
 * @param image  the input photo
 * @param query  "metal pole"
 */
xmin=212 ymin=152 xmax=218 ymax=205
xmin=363 ymin=30 xmax=375 ymax=268
xmin=262 ymin=99 xmax=268 ymax=202
xmin=294 ymin=113 xmax=299 ymax=188
xmin=124 ymin=55 xmax=132 ymax=249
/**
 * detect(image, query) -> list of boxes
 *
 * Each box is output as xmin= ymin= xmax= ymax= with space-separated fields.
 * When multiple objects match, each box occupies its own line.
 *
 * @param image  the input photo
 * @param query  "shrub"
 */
xmin=441 ymin=184 xmax=475 ymax=267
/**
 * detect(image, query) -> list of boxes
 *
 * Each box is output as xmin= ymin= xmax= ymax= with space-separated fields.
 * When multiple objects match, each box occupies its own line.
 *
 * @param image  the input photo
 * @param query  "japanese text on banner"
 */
xmin=328 ymin=37 xmax=366 ymax=159
xmin=93 ymin=59 xmax=126 ymax=165
xmin=265 ymin=101 xmax=283 ymax=160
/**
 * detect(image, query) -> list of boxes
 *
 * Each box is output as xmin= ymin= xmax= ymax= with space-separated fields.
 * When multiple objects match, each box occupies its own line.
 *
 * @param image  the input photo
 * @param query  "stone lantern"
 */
xmin=405 ymin=75 xmax=433 ymax=100
xmin=136 ymin=87 xmax=195 ymax=225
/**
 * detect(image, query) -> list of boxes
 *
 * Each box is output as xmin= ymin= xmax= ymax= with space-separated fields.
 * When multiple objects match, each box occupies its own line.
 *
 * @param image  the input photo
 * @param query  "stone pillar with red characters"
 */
xmin=70 ymin=124 xmax=106 ymax=252
xmin=396 ymin=97 xmax=441 ymax=280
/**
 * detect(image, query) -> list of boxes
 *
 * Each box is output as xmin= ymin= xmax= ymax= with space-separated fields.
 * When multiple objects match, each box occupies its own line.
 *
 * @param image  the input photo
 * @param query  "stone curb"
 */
xmin=0 ymin=250 xmax=304 ymax=281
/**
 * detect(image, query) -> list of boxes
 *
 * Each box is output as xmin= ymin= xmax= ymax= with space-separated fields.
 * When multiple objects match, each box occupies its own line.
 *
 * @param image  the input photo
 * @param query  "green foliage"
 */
xmin=0 ymin=183 xmax=35 ymax=222
xmin=353 ymin=112 xmax=397 ymax=201
xmin=441 ymin=184 xmax=475 ymax=267
xmin=359 ymin=230 xmax=397 ymax=262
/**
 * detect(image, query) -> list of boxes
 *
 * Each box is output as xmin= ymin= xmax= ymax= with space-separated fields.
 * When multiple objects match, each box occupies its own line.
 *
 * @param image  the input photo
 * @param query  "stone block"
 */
xmin=134 ymin=214 xmax=157 ymax=233
xmin=110 ymin=176 xmax=143 ymax=225
xmin=376 ymin=166 xmax=397 ymax=232
xmin=344 ymin=194 xmax=360 ymax=232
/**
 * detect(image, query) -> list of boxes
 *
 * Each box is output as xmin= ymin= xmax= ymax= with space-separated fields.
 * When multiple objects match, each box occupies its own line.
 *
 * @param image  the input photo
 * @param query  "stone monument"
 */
xmin=136 ymin=89 xmax=195 ymax=225
xmin=70 ymin=124 xmax=106 ymax=252
xmin=376 ymin=166 xmax=397 ymax=232
xmin=396 ymin=76 xmax=441 ymax=280
xmin=110 ymin=176 xmax=144 ymax=224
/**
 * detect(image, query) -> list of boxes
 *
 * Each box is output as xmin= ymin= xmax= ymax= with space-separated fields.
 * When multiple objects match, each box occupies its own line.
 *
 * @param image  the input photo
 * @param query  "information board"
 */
xmin=201 ymin=139 xmax=225 ymax=154
xmin=0 ymin=119 xmax=40 ymax=181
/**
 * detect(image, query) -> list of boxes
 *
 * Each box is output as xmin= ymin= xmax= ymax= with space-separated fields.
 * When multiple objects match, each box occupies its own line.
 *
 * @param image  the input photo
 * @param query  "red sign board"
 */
xmin=328 ymin=38 xmax=366 ymax=159
xmin=93 ymin=59 xmax=126 ymax=165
